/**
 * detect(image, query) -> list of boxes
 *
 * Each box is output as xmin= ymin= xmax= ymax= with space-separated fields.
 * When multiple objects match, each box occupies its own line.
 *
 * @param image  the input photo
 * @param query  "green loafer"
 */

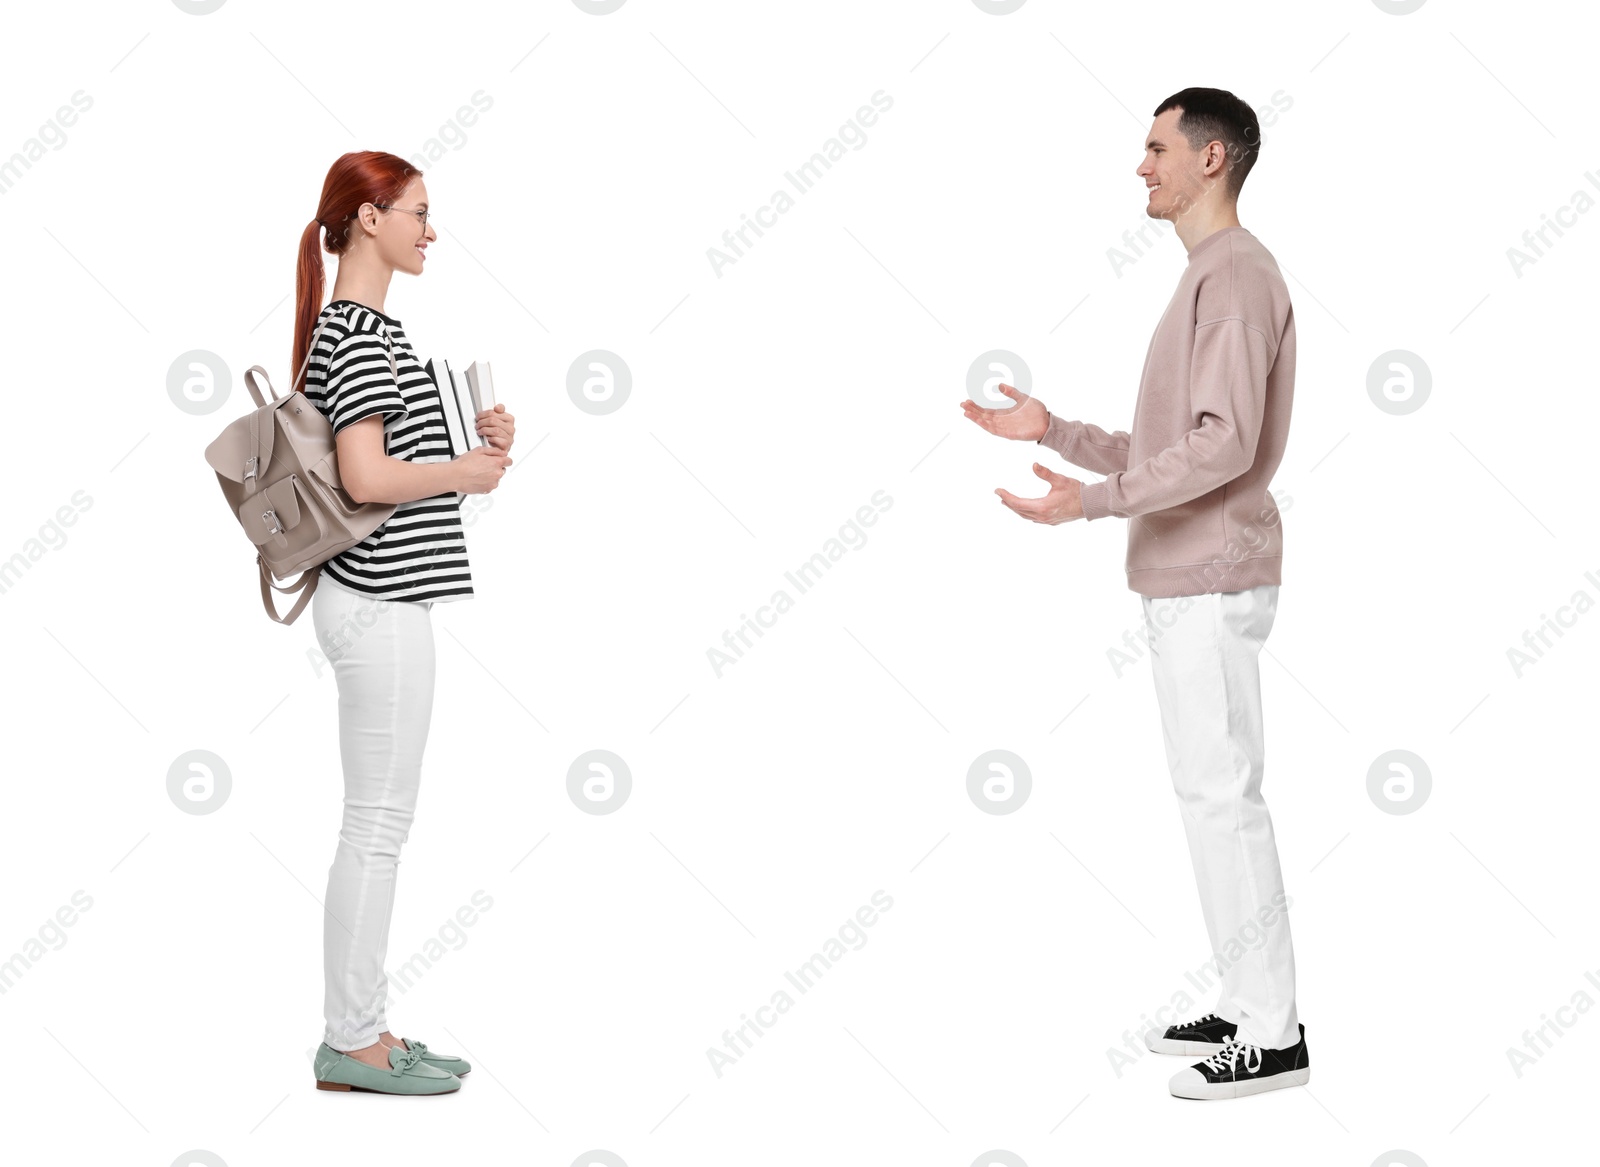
xmin=314 ymin=1042 xmax=461 ymax=1095
xmin=398 ymin=1037 xmax=471 ymax=1077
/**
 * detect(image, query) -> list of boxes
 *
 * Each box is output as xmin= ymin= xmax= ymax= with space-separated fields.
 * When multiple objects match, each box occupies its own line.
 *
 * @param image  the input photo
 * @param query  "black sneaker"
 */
xmin=1144 ymin=1012 xmax=1237 ymax=1055
xmin=1168 ymin=1023 xmax=1309 ymax=1100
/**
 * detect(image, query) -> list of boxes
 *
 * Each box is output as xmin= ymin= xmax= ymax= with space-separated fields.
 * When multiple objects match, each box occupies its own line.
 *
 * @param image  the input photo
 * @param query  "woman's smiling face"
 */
xmin=367 ymin=175 xmax=436 ymax=275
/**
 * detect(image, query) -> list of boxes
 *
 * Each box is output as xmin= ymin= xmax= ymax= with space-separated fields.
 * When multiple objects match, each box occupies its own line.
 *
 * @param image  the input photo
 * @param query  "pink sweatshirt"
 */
xmin=1041 ymin=225 xmax=1295 ymax=598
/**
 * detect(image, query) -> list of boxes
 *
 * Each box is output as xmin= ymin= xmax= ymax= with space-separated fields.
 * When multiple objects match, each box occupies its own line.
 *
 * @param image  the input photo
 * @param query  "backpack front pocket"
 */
xmin=238 ymin=473 xmax=323 ymax=562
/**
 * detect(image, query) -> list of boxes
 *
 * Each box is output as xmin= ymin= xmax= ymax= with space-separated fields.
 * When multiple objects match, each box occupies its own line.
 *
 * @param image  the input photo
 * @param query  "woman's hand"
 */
xmin=454 ymin=444 xmax=512 ymax=494
xmin=477 ymin=403 xmax=515 ymax=453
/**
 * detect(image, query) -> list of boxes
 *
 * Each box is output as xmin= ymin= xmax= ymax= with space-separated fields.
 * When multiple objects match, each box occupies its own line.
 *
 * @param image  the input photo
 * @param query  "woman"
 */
xmin=291 ymin=151 xmax=515 ymax=1095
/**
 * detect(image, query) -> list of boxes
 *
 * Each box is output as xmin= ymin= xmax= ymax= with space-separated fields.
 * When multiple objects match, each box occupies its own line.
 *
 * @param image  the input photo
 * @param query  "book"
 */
xmin=426 ymin=357 xmax=473 ymax=457
xmin=451 ymin=367 xmax=483 ymax=450
xmin=465 ymin=360 xmax=496 ymax=421
xmin=426 ymin=360 xmax=494 ymax=456
xmin=425 ymin=356 xmax=473 ymax=457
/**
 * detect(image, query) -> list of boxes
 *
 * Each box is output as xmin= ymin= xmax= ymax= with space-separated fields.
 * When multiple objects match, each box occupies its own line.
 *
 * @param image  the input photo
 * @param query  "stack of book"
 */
xmin=425 ymin=358 xmax=496 ymax=457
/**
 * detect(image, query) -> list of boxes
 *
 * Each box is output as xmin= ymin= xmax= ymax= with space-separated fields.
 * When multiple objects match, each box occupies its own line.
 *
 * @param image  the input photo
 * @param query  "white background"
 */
xmin=2 ymin=1 xmax=1594 ymax=1165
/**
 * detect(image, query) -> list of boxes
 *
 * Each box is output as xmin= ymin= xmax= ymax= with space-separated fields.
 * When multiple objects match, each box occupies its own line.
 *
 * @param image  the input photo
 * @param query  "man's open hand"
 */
xmin=961 ymin=383 xmax=1049 ymax=442
xmin=996 ymin=463 xmax=1085 ymax=524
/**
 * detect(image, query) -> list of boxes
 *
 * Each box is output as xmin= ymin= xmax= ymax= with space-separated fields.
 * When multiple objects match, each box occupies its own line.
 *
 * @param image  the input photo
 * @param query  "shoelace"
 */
xmin=1178 ymin=1012 xmax=1220 ymax=1029
xmin=1200 ymin=1037 xmax=1262 ymax=1075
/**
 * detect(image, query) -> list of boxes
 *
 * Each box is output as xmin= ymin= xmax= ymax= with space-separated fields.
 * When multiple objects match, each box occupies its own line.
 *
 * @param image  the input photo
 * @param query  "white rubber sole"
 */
xmin=1145 ymin=1033 xmax=1231 ymax=1056
xmin=1170 ymin=1065 xmax=1310 ymax=1100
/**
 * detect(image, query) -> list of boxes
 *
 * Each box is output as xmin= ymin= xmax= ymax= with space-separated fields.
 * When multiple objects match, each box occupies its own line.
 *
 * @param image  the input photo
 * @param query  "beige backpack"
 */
xmin=204 ymin=316 xmax=397 ymax=625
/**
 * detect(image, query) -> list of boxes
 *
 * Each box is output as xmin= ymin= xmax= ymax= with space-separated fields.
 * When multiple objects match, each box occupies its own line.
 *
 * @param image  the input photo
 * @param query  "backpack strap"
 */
xmin=291 ymin=316 xmax=333 ymax=396
xmin=258 ymin=555 xmax=321 ymax=625
xmin=243 ymin=397 xmax=278 ymax=497
xmin=243 ymin=366 xmax=276 ymax=409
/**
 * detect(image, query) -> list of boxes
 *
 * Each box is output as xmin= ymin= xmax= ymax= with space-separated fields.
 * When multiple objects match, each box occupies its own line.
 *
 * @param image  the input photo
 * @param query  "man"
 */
xmin=962 ymin=87 xmax=1307 ymax=1101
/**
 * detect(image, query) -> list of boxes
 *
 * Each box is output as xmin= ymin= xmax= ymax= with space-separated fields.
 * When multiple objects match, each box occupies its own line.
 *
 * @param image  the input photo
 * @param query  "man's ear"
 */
xmin=1206 ymin=141 xmax=1228 ymax=179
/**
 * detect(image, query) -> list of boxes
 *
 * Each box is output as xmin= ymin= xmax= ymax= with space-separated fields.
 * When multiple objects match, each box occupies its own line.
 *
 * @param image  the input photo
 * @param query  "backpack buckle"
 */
xmin=244 ymin=455 xmax=259 ymax=482
xmin=262 ymin=507 xmax=281 ymax=536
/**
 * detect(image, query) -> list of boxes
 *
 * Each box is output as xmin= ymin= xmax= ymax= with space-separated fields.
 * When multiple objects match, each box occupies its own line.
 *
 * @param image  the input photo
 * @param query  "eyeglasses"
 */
xmin=372 ymin=203 xmax=430 ymax=230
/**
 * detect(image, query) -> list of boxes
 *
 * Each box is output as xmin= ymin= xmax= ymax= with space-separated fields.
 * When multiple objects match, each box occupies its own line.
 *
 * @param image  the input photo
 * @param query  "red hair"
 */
xmin=292 ymin=151 xmax=420 ymax=389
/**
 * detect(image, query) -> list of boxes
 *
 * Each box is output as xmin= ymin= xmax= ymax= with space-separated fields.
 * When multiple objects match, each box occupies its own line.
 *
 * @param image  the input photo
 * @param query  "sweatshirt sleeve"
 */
xmin=1078 ymin=316 xmax=1274 ymax=521
xmin=1036 ymin=412 xmax=1131 ymax=474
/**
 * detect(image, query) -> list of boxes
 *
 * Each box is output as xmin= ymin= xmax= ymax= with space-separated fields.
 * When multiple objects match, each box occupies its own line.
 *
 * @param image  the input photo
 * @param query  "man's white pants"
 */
xmin=1142 ymin=583 xmax=1299 ymax=1051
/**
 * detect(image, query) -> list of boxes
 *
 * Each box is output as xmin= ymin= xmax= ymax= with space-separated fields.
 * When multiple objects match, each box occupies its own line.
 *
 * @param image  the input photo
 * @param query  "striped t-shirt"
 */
xmin=302 ymin=299 xmax=474 ymax=604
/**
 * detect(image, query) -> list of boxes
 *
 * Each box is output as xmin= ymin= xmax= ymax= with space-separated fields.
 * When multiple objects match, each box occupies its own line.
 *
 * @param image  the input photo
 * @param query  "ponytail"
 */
xmin=290 ymin=151 xmax=420 ymax=390
xmin=291 ymin=218 xmax=326 ymax=392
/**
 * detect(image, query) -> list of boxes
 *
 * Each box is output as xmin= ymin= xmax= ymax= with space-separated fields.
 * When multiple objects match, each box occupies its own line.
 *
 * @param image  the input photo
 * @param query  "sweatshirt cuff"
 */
xmin=1037 ymin=412 xmax=1075 ymax=457
xmin=1079 ymin=479 xmax=1113 ymax=521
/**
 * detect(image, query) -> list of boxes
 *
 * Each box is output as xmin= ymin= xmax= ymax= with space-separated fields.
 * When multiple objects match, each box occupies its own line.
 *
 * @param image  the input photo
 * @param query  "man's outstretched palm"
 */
xmin=997 ymin=462 xmax=1085 ymax=525
xmin=961 ymin=383 xmax=1049 ymax=442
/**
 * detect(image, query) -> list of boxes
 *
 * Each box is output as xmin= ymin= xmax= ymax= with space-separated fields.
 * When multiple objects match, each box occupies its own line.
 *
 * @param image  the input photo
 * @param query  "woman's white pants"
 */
xmin=311 ymin=571 xmax=436 ymax=1052
xmin=1141 ymin=584 xmax=1300 ymax=1051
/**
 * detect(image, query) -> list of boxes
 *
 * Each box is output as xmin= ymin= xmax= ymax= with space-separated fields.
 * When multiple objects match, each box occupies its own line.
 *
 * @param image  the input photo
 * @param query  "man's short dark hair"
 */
xmin=1153 ymin=88 xmax=1262 ymax=201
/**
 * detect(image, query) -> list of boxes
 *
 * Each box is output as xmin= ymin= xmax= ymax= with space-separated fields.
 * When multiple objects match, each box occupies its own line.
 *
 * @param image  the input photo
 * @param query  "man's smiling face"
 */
xmin=1138 ymin=107 xmax=1210 ymax=222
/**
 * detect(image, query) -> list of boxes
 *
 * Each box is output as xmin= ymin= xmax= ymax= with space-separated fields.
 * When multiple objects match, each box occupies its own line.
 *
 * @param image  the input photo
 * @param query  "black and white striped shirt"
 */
xmin=302 ymin=299 xmax=474 ymax=604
